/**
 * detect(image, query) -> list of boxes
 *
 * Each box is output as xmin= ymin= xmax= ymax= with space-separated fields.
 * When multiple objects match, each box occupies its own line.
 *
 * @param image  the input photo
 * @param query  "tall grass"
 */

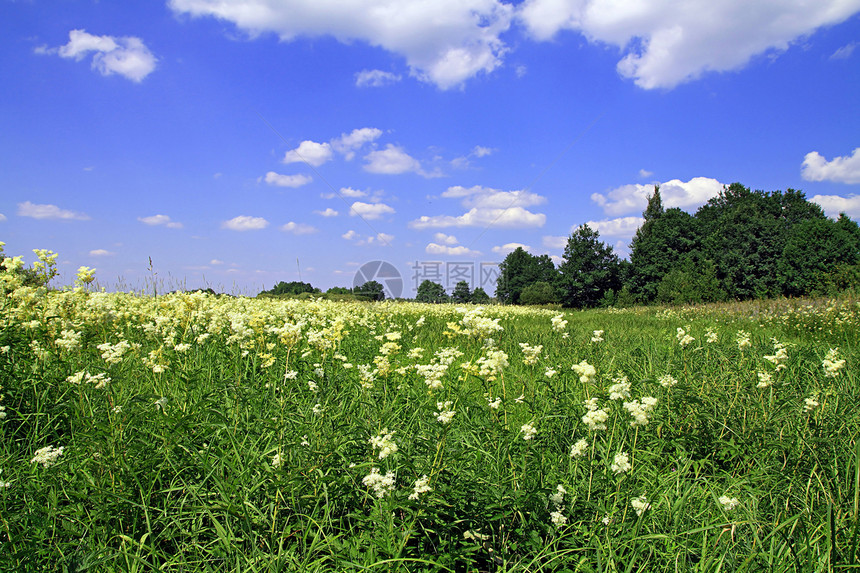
xmin=0 ymin=284 xmax=858 ymax=571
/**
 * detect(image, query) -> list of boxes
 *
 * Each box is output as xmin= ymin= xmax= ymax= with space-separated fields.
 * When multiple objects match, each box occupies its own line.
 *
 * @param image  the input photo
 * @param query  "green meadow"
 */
xmin=1 ymin=259 xmax=858 ymax=571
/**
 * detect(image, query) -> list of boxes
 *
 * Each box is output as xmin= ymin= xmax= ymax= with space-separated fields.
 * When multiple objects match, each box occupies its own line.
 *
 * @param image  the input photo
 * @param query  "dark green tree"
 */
xmin=696 ymin=184 xmax=827 ymax=299
xmin=416 ymin=280 xmax=449 ymax=303
xmin=261 ymin=280 xmax=318 ymax=296
xmin=519 ymin=281 xmax=559 ymax=305
xmin=451 ymin=280 xmax=472 ymax=303
xmin=470 ymin=287 xmax=491 ymax=304
xmin=496 ymin=247 xmax=558 ymax=304
xmin=355 ymin=280 xmax=385 ymax=301
xmin=777 ymin=215 xmax=860 ymax=296
xmin=326 ymin=286 xmax=353 ymax=295
xmin=558 ymin=224 xmax=620 ymax=308
xmin=628 ymin=186 xmax=703 ymax=302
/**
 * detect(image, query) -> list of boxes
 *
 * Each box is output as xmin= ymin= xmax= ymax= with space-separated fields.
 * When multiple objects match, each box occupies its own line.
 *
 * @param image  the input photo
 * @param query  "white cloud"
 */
xmin=831 ymin=42 xmax=857 ymax=59
xmin=810 ymin=194 xmax=860 ymax=218
xmin=342 ymin=230 xmax=394 ymax=246
xmin=89 ymin=249 xmax=114 ymax=257
xmin=472 ymin=145 xmax=494 ymax=158
xmin=169 ymin=0 xmax=513 ymax=89
xmin=349 ymin=201 xmax=396 ymax=220
xmin=280 ymin=221 xmax=318 ymax=235
xmin=591 ymin=177 xmax=724 ymax=216
xmin=801 ymin=148 xmax=860 ymax=184
xmin=492 ymin=242 xmax=531 ymax=255
xmin=314 ymin=207 xmax=339 ymax=217
xmin=332 ymin=128 xmax=383 ymax=160
xmin=410 ymin=206 xmax=546 ymax=229
xmin=283 ymin=140 xmax=333 ymax=167
xmin=221 ymin=215 xmax=269 ymax=231
xmin=451 ymin=145 xmax=495 ymax=168
xmin=426 ymin=243 xmax=481 ymax=256
xmin=0 ymin=213 xmax=6 ymax=222
xmin=263 ymin=171 xmax=313 ymax=188
xmin=46 ymin=29 xmax=157 ymax=82
xmin=18 ymin=201 xmax=90 ymax=220
xmin=339 ymin=187 xmax=368 ymax=198
xmin=583 ymin=216 xmax=644 ymax=237
xmin=638 ymin=169 xmax=653 ymax=179
xmin=210 ymin=259 xmax=224 ymax=265
xmin=519 ymin=0 xmax=860 ymax=89
xmin=364 ymin=144 xmax=423 ymax=175
xmin=355 ymin=69 xmax=402 ymax=87
xmin=138 ymin=214 xmax=183 ymax=228
xmin=542 ymin=235 xmax=567 ymax=249
xmin=411 ymin=185 xmax=547 ymax=229
xmin=433 ymin=232 xmax=459 ymax=245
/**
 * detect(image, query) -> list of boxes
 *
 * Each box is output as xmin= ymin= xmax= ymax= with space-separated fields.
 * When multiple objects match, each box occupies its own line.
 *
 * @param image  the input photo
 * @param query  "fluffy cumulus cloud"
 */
xmin=591 ymin=177 xmax=725 ymax=216
xmin=355 ymin=69 xmax=402 ymax=87
xmin=518 ymin=0 xmax=860 ymax=89
xmin=801 ymin=148 xmax=860 ymax=184
xmin=44 ymin=29 xmax=157 ymax=82
xmin=584 ymin=216 xmax=645 ymax=237
xmin=169 ymin=0 xmax=513 ymax=89
xmin=426 ymin=243 xmax=481 ymax=257
xmin=283 ymin=141 xmax=333 ymax=167
xmin=810 ymin=194 xmax=860 ymax=218
xmin=349 ymin=201 xmax=396 ymax=220
xmin=280 ymin=221 xmax=318 ymax=235
xmin=314 ymin=207 xmax=339 ymax=217
xmin=542 ymin=235 xmax=567 ymax=249
xmin=221 ymin=215 xmax=269 ymax=231
xmin=364 ymin=144 xmax=423 ymax=175
xmin=138 ymin=214 xmax=183 ymax=228
xmin=263 ymin=171 xmax=313 ymax=188
xmin=410 ymin=185 xmax=546 ymax=229
xmin=492 ymin=242 xmax=531 ymax=255
xmin=332 ymin=128 xmax=384 ymax=160
xmin=0 ymin=213 xmax=7 ymax=222
xmin=18 ymin=201 xmax=90 ymax=220
xmin=433 ymin=232 xmax=459 ymax=245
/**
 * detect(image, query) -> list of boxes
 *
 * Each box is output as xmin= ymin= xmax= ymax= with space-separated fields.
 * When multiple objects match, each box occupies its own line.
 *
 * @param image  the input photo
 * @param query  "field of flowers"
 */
xmin=1 ymin=253 xmax=859 ymax=571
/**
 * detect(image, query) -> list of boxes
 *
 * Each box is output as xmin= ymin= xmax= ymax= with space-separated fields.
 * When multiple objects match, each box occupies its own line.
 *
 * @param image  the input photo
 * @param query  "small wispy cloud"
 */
xmin=355 ymin=69 xmax=402 ymax=87
xmin=39 ymin=29 xmax=157 ymax=82
xmin=221 ymin=215 xmax=269 ymax=231
xmin=18 ymin=201 xmax=90 ymax=220
xmin=138 ymin=214 xmax=183 ymax=229
xmin=280 ymin=221 xmax=318 ymax=235
xmin=89 ymin=249 xmax=114 ymax=257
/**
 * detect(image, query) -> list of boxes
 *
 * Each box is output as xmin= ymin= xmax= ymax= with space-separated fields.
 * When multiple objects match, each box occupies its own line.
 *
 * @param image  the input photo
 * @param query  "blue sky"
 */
xmin=2 ymin=0 xmax=859 ymax=297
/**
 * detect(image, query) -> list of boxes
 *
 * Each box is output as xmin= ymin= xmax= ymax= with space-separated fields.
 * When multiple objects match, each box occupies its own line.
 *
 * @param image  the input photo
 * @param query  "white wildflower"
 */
xmin=658 ymin=374 xmax=678 ymax=388
xmin=312 ymin=403 xmax=324 ymax=415
xmin=487 ymin=396 xmax=502 ymax=409
xmin=803 ymin=394 xmax=820 ymax=413
xmin=705 ymin=329 xmax=718 ymax=344
xmin=608 ymin=375 xmax=631 ymax=401
xmin=631 ymin=495 xmax=650 ymax=516
xmin=676 ymin=327 xmax=694 ymax=347
xmin=544 ymin=367 xmax=557 ymax=378
xmin=623 ymin=397 xmax=658 ymax=427
xmin=521 ymin=423 xmax=538 ymax=440
xmin=736 ymin=330 xmax=751 ymax=349
xmin=611 ymin=451 xmax=632 ymax=474
xmin=572 ymin=360 xmax=596 ymax=384
xmin=549 ymin=484 xmax=566 ymax=507
xmin=756 ymin=371 xmax=773 ymax=389
xmin=408 ymin=475 xmax=432 ymax=500
xmin=591 ymin=330 xmax=604 ymax=343
xmin=550 ymin=508 xmax=568 ymax=527
xmin=369 ymin=429 xmax=398 ymax=459
xmin=718 ymin=495 xmax=740 ymax=511
xmin=362 ymin=468 xmax=396 ymax=498
xmin=30 ymin=445 xmax=64 ymax=468
xmin=823 ymin=348 xmax=846 ymax=378
xmin=435 ymin=401 xmax=456 ymax=424
xmin=272 ymin=453 xmax=283 ymax=469
xmin=570 ymin=438 xmax=589 ymax=458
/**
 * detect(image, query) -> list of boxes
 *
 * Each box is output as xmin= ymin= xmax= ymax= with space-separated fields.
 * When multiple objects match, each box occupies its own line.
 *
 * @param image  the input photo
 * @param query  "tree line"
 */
xmin=497 ymin=183 xmax=860 ymax=307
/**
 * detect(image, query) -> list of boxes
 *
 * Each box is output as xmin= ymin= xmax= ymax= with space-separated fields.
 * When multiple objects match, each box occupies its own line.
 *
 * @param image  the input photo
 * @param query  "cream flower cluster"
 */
xmin=676 ymin=327 xmax=695 ymax=347
xmin=31 ymin=445 xmax=64 ymax=468
xmin=611 ymin=451 xmax=632 ymax=474
xmin=631 ymin=495 xmax=650 ymax=516
xmin=623 ymin=397 xmax=658 ymax=427
xmin=518 ymin=343 xmax=543 ymax=365
xmin=582 ymin=398 xmax=609 ymax=431
xmin=608 ymin=375 xmax=631 ymax=401
xmin=521 ymin=422 xmax=538 ymax=441
xmin=369 ymin=429 xmax=398 ymax=459
xmin=572 ymin=360 xmax=596 ymax=384
xmin=551 ymin=314 xmax=568 ymax=332
xmin=362 ymin=468 xmax=396 ymax=498
xmin=408 ymin=475 xmax=432 ymax=500
xmin=435 ymin=401 xmax=456 ymax=424
xmin=823 ymin=348 xmax=846 ymax=377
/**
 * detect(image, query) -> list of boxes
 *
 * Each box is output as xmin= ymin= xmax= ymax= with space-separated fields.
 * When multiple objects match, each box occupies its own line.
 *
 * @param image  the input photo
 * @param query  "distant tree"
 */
xmin=416 ymin=280 xmax=449 ymax=303
xmin=470 ymin=287 xmax=491 ymax=304
xmin=355 ymin=280 xmax=385 ymax=301
xmin=496 ymin=247 xmax=558 ymax=304
xmin=558 ymin=224 xmax=620 ymax=308
xmin=451 ymin=280 xmax=472 ymax=303
xmin=628 ymin=187 xmax=703 ymax=302
xmin=261 ymin=280 xmax=318 ymax=296
xmin=696 ymin=184 xmax=828 ymax=299
xmin=326 ymin=286 xmax=353 ymax=295
xmin=777 ymin=215 xmax=860 ymax=296
xmin=519 ymin=281 xmax=558 ymax=305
